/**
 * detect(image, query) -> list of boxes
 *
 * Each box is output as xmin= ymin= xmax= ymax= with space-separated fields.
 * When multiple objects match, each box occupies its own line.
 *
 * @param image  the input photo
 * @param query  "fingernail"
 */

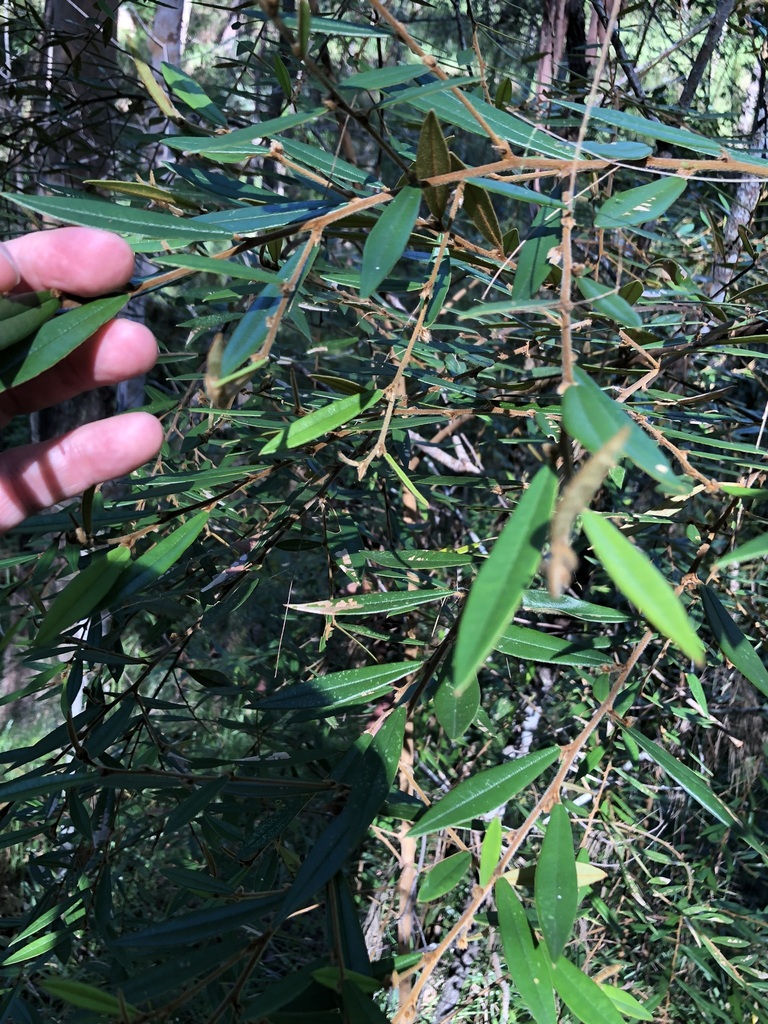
xmin=0 ymin=243 xmax=21 ymax=291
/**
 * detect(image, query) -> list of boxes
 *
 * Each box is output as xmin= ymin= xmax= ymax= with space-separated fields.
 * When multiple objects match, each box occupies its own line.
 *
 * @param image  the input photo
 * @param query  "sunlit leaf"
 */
xmin=255 ymin=660 xmax=416 ymax=711
xmin=409 ymin=747 xmax=559 ymax=836
xmin=551 ymin=957 xmax=624 ymax=1024
xmin=417 ymin=851 xmax=472 ymax=902
xmin=581 ymin=511 xmax=705 ymax=664
xmin=161 ymin=62 xmax=226 ymax=126
xmin=714 ymin=532 xmax=768 ymax=567
xmin=495 ymin=625 xmax=611 ymax=666
xmin=594 ymin=177 xmax=688 ymax=230
xmin=260 ymin=387 xmax=383 ymax=454
xmin=479 ymin=816 xmax=502 ymax=888
xmin=289 ymin=589 xmax=454 ymax=617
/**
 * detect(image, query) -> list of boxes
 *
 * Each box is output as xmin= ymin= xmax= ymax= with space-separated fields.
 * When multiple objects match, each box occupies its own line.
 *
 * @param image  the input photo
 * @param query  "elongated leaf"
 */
xmin=581 ymin=511 xmax=705 ymax=664
xmin=416 ymin=109 xmax=450 ymax=219
xmin=260 ymin=387 xmax=383 ymax=454
xmin=2 ymin=931 xmax=68 ymax=966
xmin=434 ymin=672 xmax=480 ymax=739
xmin=0 ymin=295 xmax=129 ymax=393
xmin=623 ymin=726 xmax=739 ymax=827
xmin=290 ymin=589 xmax=455 ymax=617
xmin=594 ymin=177 xmax=688 ymax=230
xmin=512 ymin=205 xmax=562 ymax=301
xmin=558 ymin=101 xmax=725 ymax=156
xmin=464 ymin=182 xmax=503 ymax=248
xmin=221 ymin=243 xmax=319 ymax=378
xmin=341 ymin=981 xmax=391 ymax=1024
xmin=576 ymin=276 xmax=642 ymax=328
xmin=714 ymin=532 xmax=768 ymax=568
xmin=340 ymin=64 xmax=423 ymax=90
xmin=535 ymin=804 xmax=578 ymax=961
xmin=409 ymin=746 xmax=559 ymax=836
xmin=495 ymin=879 xmax=557 ymax=1024
xmin=360 ymin=187 xmax=421 ymax=298
xmin=445 ymin=464 xmax=557 ymax=709
xmin=193 ymin=200 xmax=341 ymax=233
xmin=114 ymin=894 xmax=281 ymax=948
xmin=161 ymin=61 xmax=226 ymax=125
xmin=521 ymin=589 xmax=631 ymax=622
xmin=551 ymin=957 xmax=624 ymax=1024
xmin=563 ymin=367 xmax=686 ymax=493
xmin=417 ymin=851 xmax=472 ymax=902
xmin=495 ymin=625 xmax=612 ymax=666
xmin=467 ymin=177 xmax=567 ymax=208
xmin=3 ymin=194 xmax=235 ymax=240
xmin=602 ymin=986 xmax=654 ymax=1021
xmin=700 ymin=586 xmax=768 ymax=697
xmin=41 ymin=979 xmax=138 ymax=1020
xmin=581 ymin=141 xmax=653 ymax=160
xmin=36 ymin=546 xmax=132 ymax=645
xmin=479 ymin=816 xmax=503 ymax=888
xmin=256 ymin=660 xmax=416 ymax=711
xmin=110 ymin=511 xmax=209 ymax=605
xmin=281 ymin=707 xmax=406 ymax=917
xmin=163 ymin=777 xmax=227 ymax=835
xmin=166 ymin=108 xmax=325 ymax=153
xmin=152 ymin=253 xmax=278 ymax=283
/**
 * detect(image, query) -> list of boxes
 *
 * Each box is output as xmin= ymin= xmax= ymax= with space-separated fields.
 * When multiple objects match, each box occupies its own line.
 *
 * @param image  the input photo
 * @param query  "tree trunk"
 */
xmin=148 ymin=0 xmax=190 ymax=70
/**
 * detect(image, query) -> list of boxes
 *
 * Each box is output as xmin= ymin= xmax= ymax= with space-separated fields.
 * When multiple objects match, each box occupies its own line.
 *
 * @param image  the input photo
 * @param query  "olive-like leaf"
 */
xmin=36 ymin=546 xmax=132 ymax=645
xmin=575 ymin=276 xmax=642 ymax=328
xmin=581 ymin=510 xmax=705 ymax=664
xmin=594 ymin=176 xmax=688 ymax=230
xmin=496 ymin=625 xmax=611 ymax=666
xmin=511 ymin=203 xmax=561 ymax=301
xmin=714 ymin=532 xmax=768 ymax=568
xmin=161 ymin=62 xmax=226 ymax=125
xmin=535 ymin=804 xmax=578 ymax=961
xmin=463 ymin=182 xmax=503 ymax=248
xmin=255 ymin=660 xmax=417 ymax=711
xmin=260 ymin=387 xmax=383 ymax=454
xmin=409 ymin=746 xmax=559 ymax=836
xmin=479 ymin=816 xmax=502 ymax=888
xmin=550 ymin=957 xmax=624 ymax=1024
xmin=360 ymin=187 xmax=421 ymax=298
xmin=700 ymin=585 xmax=768 ymax=697
xmin=416 ymin=109 xmax=450 ymax=219
xmin=417 ymin=851 xmax=472 ymax=902
xmin=495 ymin=880 xmax=557 ymax=1024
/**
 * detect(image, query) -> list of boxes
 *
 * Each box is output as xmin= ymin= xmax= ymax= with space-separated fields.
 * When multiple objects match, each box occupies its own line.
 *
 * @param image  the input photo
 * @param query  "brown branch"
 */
xmin=678 ymin=0 xmax=736 ymax=110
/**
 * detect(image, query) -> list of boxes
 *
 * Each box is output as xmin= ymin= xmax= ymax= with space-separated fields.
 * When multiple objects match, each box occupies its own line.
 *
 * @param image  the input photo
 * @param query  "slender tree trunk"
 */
xmin=678 ymin=0 xmax=736 ymax=110
xmin=148 ymin=0 xmax=190 ymax=70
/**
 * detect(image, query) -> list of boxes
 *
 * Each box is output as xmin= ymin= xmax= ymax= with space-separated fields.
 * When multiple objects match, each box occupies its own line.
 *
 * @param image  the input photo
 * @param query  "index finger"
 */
xmin=0 ymin=227 xmax=136 ymax=296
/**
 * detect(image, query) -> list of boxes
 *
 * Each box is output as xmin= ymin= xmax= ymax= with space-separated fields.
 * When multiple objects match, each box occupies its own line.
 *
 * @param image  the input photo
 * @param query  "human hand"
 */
xmin=0 ymin=227 xmax=163 ymax=531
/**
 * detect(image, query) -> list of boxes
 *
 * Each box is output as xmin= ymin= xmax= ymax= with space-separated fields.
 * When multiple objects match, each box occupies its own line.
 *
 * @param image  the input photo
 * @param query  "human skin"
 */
xmin=0 ymin=227 xmax=163 ymax=531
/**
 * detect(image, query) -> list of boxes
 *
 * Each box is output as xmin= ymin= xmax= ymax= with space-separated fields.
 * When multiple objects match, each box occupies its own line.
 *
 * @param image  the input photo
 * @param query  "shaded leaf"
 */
xmin=521 ymin=589 xmax=631 ymax=622
xmin=409 ymin=747 xmax=559 ymax=836
xmin=416 ymin=109 xmax=450 ymax=218
xmin=36 ymin=546 xmax=132 ymax=645
xmin=360 ymin=187 xmax=422 ymax=298
xmin=434 ymin=672 xmax=480 ymax=740
xmin=512 ymin=203 xmax=562 ymax=301
xmin=41 ymin=979 xmax=139 ymax=1020
xmin=464 ymin=182 xmax=503 ymax=248
xmin=467 ymin=177 xmax=566 ymax=208
xmin=495 ymin=879 xmax=557 ymax=1024
xmin=110 ymin=511 xmax=210 ymax=605
xmin=623 ymin=726 xmax=739 ymax=828
xmin=700 ymin=586 xmax=768 ymax=697
xmin=163 ymin=777 xmax=227 ymax=835
xmin=535 ymin=803 xmax=578 ymax=961
xmin=255 ymin=660 xmax=417 ymax=711
xmin=289 ymin=589 xmax=454 ymax=617
xmin=714 ymin=532 xmax=768 ymax=568
xmin=417 ymin=851 xmax=472 ymax=902
xmin=581 ymin=511 xmax=705 ymax=664
xmin=495 ymin=625 xmax=612 ymax=666
xmin=594 ymin=177 xmax=688 ymax=230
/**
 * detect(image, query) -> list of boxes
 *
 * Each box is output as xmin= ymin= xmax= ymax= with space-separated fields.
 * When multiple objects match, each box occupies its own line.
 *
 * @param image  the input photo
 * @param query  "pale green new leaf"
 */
xmin=409 ymin=747 xmax=559 ymax=836
xmin=260 ymin=387 xmax=383 ymax=454
xmin=581 ymin=511 xmax=705 ymax=664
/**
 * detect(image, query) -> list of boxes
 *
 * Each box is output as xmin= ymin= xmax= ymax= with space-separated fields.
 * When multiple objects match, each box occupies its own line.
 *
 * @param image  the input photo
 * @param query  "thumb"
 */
xmin=0 ymin=243 xmax=21 ymax=293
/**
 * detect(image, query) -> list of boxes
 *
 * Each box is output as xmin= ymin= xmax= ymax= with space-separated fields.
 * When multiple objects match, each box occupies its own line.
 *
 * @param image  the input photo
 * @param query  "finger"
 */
xmin=0 ymin=412 xmax=164 ymax=532
xmin=0 ymin=243 xmax=21 ymax=292
xmin=0 ymin=318 xmax=158 ymax=424
xmin=3 ymin=227 xmax=136 ymax=296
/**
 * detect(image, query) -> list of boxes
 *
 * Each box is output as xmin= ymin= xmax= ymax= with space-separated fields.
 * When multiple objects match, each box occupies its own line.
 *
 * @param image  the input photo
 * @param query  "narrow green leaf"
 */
xmin=339 ymin=64 xmax=423 ymax=90
xmin=581 ymin=511 xmax=705 ymax=664
xmin=360 ymin=187 xmax=421 ymax=298
xmin=581 ymin=141 xmax=653 ymax=160
xmin=700 ymin=586 xmax=768 ymax=697
xmin=290 ymin=590 xmax=455 ymax=617
xmin=558 ymin=101 xmax=725 ymax=156
xmin=551 ymin=957 xmax=624 ymax=1024
xmin=113 ymin=894 xmax=281 ymax=949
xmin=36 ymin=546 xmax=132 ymax=645
xmin=535 ymin=804 xmax=578 ymax=961
xmin=467 ymin=177 xmax=567 ymax=208
xmin=576 ymin=276 xmax=642 ymax=328
xmin=409 ymin=747 xmax=559 ymax=836
xmin=3 ymin=193 xmax=235 ymax=240
xmin=260 ymin=387 xmax=383 ymax=454
xmin=424 ymin=248 xmax=451 ymax=326
xmin=161 ymin=62 xmax=226 ymax=125
xmin=165 ymin=107 xmax=325 ymax=154
xmin=417 ymin=851 xmax=472 ymax=902
xmin=479 ymin=816 xmax=502 ymax=888
xmin=447 ymin=464 xmax=558 ymax=698
xmin=623 ymin=726 xmax=739 ymax=828
xmin=495 ymin=625 xmax=612 ymax=667
xmin=2 ymin=931 xmax=67 ymax=965
xmin=221 ymin=244 xmax=318 ymax=378
xmin=110 ymin=511 xmax=209 ymax=605
xmin=383 ymin=450 xmax=430 ymax=508
xmin=41 ymin=979 xmax=139 ymax=1020
xmin=495 ymin=879 xmax=557 ymax=1024
xmin=0 ymin=295 xmax=129 ymax=393
xmin=164 ymin=777 xmax=227 ymax=835
xmin=511 ymin=204 xmax=561 ymax=301
xmin=416 ymin=110 xmax=450 ymax=219
xmin=464 ymin=182 xmax=503 ymax=248
xmin=562 ymin=366 xmax=687 ymax=493
xmin=255 ymin=660 xmax=416 ymax=711
xmin=594 ymin=176 xmax=688 ymax=230
xmin=281 ymin=707 xmax=406 ymax=917
xmin=714 ymin=532 xmax=768 ymax=568
xmin=434 ymin=672 xmax=480 ymax=739
xmin=341 ymin=980 xmax=391 ymax=1024
xmin=521 ymin=589 xmax=631 ymax=622
xmin=601 ymin=985 xmax=654 ymax=1021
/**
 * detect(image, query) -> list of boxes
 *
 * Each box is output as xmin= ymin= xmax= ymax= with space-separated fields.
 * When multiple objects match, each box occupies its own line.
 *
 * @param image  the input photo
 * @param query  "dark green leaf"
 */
xmin=260 ymin=386 xmax=383 ymax=454
xmin=360 ymin=187 xmax=421 ymax=298
xmin=714 ymin=532 xmax=768 ymax=568
xmin=41 ymin=979 xmax=139 ymax=1020
xmin=700 ymin=586 xmax=768 ymax=697
xmin=290 ymin=590 xmax=454 ymax=617
xmin=535 ymin=804 xmax=578 ymax=961
xmin=434 ymin=672 xmax=480 ymax=740
xmin=417 ymin=851 xmax=472 ymax=902
xmin=495 ymin=879 xmax=557 ymax=1024
xmin=479 ymin=816 xmax=502 ymax=888
xmin=409 ymin=747 xmax=559 ymax=836
xmin=551 ymin=957 xmax=624 ymax=1024
xmin=161 ymin=62 xmax=226 ymax=125
xmin=416 ymin=110 xmax=450 ymax=219
xmin=495 ymin=625 xmax=611 ymax=666
xmin=255 ymin=660 xmax=416 ymax=711
xmin=512 ymin=204 xmax=562 ymax=301
xmin=464 ymin=182 xmax=503 ymax=248
xmin=576 ymin=276 xmax=642 ymax=328
xmin=36 ymin=546 xmax=131 ymax=645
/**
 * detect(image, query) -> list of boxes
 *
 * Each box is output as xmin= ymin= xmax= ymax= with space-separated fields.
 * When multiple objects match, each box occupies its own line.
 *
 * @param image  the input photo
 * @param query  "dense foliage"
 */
xmin=1 ymin=1 xmax=767 ymax=1021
